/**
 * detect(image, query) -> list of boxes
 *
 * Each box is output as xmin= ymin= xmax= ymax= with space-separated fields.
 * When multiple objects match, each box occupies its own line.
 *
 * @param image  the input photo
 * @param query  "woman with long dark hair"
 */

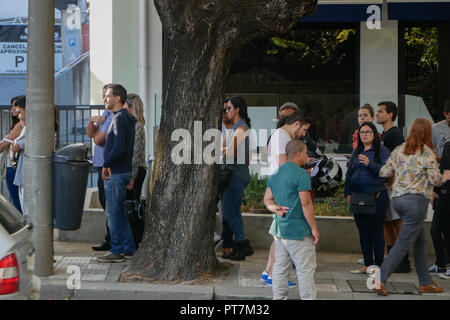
xmin=220 ymin=96 xmax=254 ymax=261
xmin=375 ymin=118 xmax=450 ymax=296
xmin=345 ymin=121 xmax=390 ymax=273
xmin=0 ymin=96 xmax=24 ymax=213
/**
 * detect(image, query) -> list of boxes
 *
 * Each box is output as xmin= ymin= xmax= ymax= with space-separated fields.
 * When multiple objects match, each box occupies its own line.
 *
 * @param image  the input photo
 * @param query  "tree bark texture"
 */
xmin=127 ymin=0 xmax=317 ymax=281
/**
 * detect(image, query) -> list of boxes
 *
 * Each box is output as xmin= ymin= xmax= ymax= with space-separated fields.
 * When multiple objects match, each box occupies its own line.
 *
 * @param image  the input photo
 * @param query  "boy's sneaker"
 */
xmin=439 ymin=269 xmax=450 ymax=280
xmin=265 ymin=277 xmax=297 ymax=289
xmin=260 ymin=271 xmax=269 ymax=283
xmin=96 ymin=253 xmax=125 ymax=263
xmin=429 ymin=265 xmax=447 ymax=273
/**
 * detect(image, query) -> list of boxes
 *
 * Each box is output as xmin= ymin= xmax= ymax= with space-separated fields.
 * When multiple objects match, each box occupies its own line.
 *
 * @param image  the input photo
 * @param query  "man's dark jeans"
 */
xmin=98 ymin=167 xmax=110 ymax=242
xmin=430 ymin=195 xmax=450 ymax=268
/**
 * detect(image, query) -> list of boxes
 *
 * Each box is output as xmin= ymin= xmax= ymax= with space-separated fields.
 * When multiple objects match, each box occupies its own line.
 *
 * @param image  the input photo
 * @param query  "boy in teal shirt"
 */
xmin=264 ymin=140 xmax=319 ymax=300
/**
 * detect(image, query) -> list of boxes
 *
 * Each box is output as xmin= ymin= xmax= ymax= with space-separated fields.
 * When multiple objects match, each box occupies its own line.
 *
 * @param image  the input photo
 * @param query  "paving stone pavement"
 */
xmin=38 ymin=241 xmax=450 ymax=300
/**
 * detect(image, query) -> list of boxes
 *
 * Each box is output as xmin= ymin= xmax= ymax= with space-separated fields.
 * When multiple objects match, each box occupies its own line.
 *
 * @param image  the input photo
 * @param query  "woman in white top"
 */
xmin=0 ymin=96 xmax=24 ymax=213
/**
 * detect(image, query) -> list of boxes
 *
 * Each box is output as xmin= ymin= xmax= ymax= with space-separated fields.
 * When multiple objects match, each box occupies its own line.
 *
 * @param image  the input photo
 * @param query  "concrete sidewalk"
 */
xmin=36 ymin=240 xmax=450 ymax=300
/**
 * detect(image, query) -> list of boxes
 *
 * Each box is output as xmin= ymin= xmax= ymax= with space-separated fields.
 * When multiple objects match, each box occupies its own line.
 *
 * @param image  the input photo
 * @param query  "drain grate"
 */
xmin=347 ymin=280 xmax=420 ymax=295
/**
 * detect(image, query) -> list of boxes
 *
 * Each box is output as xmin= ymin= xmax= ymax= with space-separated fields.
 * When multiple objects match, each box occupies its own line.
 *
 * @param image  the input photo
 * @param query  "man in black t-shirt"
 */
xmin=380 ymin=126 xmax=404 ymax=152
xmin=376 ymin=101 xmax=411 ymax=273
xmin=430 ymin=141 xmax=450 ymax=277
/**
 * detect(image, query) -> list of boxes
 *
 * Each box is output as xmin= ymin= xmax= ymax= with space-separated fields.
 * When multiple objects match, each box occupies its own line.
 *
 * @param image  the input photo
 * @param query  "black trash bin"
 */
xmin=53 ymin=143 xmax=92 ymax=231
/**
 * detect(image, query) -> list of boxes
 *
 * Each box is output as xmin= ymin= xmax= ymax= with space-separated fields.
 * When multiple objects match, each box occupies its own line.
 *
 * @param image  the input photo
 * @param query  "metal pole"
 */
xmin=139 ymin=0 xmax=152 ymax=158
xmin=26 ymin=0 xmax=55 ymax=277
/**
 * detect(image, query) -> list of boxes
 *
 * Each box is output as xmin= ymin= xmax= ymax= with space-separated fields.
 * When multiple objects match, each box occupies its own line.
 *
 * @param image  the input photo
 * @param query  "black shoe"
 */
xmin=393 ymin=253 xmax=411 ymax=273
xmin=92 ymin=241 xmax=110 ymax=251
xmin=221 ymin=249 xmax=234 ymax=259
xmin=393 ymin=266 xmax=412 ymax=273
xmin=393 ymin=263 xmax=412 ymax=273
xmin=244 ymin=240 xmax=254 ymax=257
xmin=230 ymin=240 xmax=254 ymax=261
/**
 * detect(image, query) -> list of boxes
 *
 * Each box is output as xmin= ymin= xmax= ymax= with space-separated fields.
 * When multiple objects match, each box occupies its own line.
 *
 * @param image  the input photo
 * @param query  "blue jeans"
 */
xmin=6 ymin=167 xmax=22 ymax=214
xmin=221 ymin=172 xmax=249 ymax=243
xmin=221 ymin=220 xmax=234 ymax=249
xmin=353 ymin=190 xmax=387 ymax=267
xmin=104 ymin=172 xmax=136 ymax=255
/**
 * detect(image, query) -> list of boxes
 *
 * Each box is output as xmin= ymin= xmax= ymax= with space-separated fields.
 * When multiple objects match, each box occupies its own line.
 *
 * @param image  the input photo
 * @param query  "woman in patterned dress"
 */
xmin=375 ymin=118 xmax=450 ymax=296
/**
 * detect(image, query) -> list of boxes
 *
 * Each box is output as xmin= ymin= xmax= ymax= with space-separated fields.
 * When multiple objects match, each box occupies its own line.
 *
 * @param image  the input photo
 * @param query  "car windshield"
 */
xmin=0 ymin=195 xmax=26 ymax=234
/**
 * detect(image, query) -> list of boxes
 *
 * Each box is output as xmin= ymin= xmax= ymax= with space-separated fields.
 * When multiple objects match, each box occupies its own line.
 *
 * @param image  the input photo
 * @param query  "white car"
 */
xmin=0 ymin=195 xmax=34 ymax=300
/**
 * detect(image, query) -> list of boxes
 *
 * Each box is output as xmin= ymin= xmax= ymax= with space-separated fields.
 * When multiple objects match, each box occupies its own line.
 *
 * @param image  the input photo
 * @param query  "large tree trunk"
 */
xmin=126 ymin=0 xmax=317 ymax=282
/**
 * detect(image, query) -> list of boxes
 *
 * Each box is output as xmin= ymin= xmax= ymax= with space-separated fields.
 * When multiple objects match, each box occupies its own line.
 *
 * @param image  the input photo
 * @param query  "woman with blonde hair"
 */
xmin=376 ymin=118 xmax=450 ymax=296
xmin=124 ymin=93 xmax=147 ymax=249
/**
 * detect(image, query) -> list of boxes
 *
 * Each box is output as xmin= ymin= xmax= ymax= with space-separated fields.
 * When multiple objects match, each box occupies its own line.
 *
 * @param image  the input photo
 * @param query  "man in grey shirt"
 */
xmin=432 ymin=100 xmax=450 ymax=160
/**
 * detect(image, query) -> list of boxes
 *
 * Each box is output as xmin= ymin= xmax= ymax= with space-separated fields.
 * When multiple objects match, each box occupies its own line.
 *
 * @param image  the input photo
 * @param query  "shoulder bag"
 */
xmin=348 ymin=153 xmax=380 ymax=215
xmin=350 ymin=191 xmax=380 ymax=215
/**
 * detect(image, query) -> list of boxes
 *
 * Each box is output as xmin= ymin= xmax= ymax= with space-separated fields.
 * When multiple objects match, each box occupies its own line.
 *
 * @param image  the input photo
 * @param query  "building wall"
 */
xmin=55 ymin=52 xmax=90 ymax=105
xmin=112 ymin=0 xmax=139 ymax=95
xmin=89 ymin=0 xmax=162 ymax=156
xmin=360 ymin=4 xmax=398 ymax=133
xmin=89 ymin=0 xmax=113 ymax=103
xmin=90 ymin=0 xmax=139 ymax=103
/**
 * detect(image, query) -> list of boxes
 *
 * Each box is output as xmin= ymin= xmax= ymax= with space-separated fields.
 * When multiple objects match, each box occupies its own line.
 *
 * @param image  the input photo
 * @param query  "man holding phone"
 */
xmin=264 ymin=140 xmax=319 ymax=300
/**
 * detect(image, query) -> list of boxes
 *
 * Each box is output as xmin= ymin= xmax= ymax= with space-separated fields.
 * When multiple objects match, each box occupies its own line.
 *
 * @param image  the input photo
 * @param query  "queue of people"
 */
xmin=219 ymin=97 xmax=318 ymax=299
xmin=1 ymin=85 xmax=148 ymax=262
xmin=88 ymin=84 xmax=148 ymax=263
xmin=1 ymin=90 xmax=448 ymax=299
xmin=217 ymin=96 xmax=450 ymax=300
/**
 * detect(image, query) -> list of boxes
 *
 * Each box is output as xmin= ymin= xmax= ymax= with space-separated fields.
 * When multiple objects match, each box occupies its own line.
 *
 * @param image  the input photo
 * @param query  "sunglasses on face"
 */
xmin=223 ymin=107 xmax=232 ymax=114
xmin=360 ymin=130 xmax=373 ymax=135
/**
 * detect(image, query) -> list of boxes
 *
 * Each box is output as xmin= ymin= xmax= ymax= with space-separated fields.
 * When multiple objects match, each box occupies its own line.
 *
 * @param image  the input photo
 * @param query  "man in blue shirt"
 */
xmin=96 ymin=84 xmax=136 ymax=263
xmin=264 ymin=140 xmax=319 ymax=300
xmin=87 ymin=84 xmax=113 ymax=251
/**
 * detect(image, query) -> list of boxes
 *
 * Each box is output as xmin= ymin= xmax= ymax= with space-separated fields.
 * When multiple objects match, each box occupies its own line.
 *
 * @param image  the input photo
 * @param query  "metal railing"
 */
xmin=0 ymin=104 xmax=106 ymax=197
xmin=56 ymin=105 xmax=106 ymax=188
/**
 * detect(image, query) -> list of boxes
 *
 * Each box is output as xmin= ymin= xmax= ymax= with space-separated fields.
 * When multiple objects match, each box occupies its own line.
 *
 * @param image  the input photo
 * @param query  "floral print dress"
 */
xmin=380 ymin=143 xmax=446 ymax=200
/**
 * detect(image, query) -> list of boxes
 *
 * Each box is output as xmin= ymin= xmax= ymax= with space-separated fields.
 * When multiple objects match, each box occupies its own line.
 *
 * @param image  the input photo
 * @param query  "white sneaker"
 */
xmin=429 ymin=265 xmax=447 ymax=273
xmin=439 ymin=269 xmax=450 ymax=280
